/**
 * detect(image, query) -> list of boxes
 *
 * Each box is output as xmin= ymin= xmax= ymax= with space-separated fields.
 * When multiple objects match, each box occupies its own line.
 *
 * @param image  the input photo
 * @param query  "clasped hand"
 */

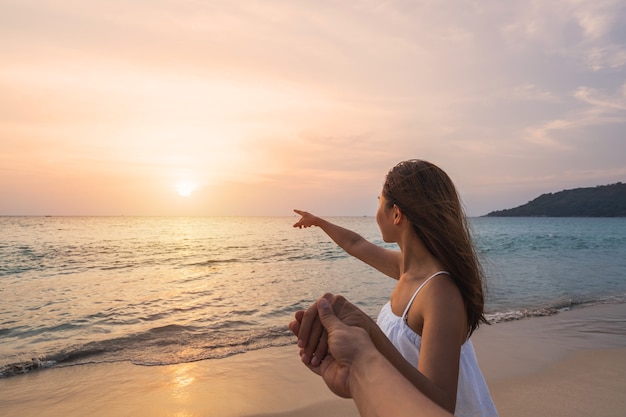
xmin=289 ymin=295 xmax=376 ymax=398
xmin=289 ymin=293 xmax=374 ymax=366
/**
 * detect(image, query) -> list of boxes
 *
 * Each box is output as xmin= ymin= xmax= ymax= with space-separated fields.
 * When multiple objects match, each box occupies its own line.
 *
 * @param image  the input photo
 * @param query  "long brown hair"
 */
xmin=382 ymin=159 xmax=488 ymax=336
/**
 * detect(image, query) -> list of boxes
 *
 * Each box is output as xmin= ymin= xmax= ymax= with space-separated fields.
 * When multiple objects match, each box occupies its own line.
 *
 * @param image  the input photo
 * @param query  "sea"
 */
xmin=1 ymin=216 xmax=625 ymax=378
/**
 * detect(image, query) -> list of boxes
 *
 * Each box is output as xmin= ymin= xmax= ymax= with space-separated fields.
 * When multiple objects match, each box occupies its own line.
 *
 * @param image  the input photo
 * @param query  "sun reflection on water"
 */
xmin=171 ymin=364 xmax=195 ymax=401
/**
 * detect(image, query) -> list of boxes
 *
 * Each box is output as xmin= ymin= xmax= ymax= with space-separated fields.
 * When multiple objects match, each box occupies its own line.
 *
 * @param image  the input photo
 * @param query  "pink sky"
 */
xmin=1 ymin=1 xmax=625 ymax=216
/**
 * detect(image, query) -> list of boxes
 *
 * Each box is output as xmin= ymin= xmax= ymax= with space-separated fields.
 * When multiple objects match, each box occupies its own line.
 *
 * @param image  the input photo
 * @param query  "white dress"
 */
xmin=376 ymin=271 xmax=498 ymax=417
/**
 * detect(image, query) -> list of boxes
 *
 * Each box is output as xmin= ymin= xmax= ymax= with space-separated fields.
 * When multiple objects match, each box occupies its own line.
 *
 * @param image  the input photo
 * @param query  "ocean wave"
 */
xmin=0 ymin=358 xmax=58 ymax=378
xmin=0 ymin=323 xmax=295 ymax=379
xmin=2 ymin=216 xmax=625 ymax=381
xmin=486 ymin=295 xmax=626 ymax=324
xmin=3 ymin=300 xmax=626 ymax=378
xmin=185 ymin=258 xmax=240 ymax=267
xmin=486 ymin=308 xmax=561 ymax=323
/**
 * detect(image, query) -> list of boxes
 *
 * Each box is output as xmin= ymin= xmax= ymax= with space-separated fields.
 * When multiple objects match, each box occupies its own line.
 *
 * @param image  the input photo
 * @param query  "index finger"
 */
xmin=296 ymin=301 xmax=319 ymax=348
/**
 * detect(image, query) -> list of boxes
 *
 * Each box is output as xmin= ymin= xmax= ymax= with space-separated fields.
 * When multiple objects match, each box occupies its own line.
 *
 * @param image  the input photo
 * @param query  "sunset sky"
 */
xmin=1 ymin=0 xmax=625 ymax=217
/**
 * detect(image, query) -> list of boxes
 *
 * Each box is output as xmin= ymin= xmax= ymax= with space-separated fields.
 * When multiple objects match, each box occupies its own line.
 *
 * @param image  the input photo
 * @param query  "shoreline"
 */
xmin=1 ymin=302 xmax=625 ymax=417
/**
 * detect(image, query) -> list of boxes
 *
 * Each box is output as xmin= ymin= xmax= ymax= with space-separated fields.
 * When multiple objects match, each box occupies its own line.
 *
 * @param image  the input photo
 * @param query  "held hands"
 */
xmin=289 ymin=293 xmax=375 ymax=367
xmin=293 ymin=209 xmax=319 ymax=228
xmin=303 ymin=297 xmax=376 ymax=398
xmin=295 ymin=297 xmax=456 ymax=417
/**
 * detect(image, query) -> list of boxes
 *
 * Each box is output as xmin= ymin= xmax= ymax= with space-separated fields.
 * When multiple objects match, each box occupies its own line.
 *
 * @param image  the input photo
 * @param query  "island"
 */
xmin=484 ymin=182 xmax=626 ymax=217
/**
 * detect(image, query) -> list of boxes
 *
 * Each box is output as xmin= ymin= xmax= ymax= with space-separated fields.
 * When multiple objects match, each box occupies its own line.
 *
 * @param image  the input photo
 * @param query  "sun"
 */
xmin=175 ymin=181 xmax=198 ymax=197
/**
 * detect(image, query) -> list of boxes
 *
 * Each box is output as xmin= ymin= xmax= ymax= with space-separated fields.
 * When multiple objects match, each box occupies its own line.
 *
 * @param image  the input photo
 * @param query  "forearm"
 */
xmin=368 ymin=325 xmax=455 ymax=413
xmin=296 ymin=211 xmax=399 ymax=279
xmin=350 ymin=347 xmax=452 ymax=417
xmin=315 ymin=217 xmax=365 ymax=255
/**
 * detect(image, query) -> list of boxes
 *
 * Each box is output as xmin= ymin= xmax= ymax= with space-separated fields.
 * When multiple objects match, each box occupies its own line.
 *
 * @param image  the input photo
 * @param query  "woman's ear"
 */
xmin=393 ymin=205 xmax=402 ymax=224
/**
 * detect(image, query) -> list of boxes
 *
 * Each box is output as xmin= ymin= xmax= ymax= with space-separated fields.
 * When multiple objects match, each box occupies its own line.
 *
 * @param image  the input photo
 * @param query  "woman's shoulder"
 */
xmin=403 ymin=272 xmax=464 ymax=333
xmin=422 ymin=273 xmax=463 ymax=304
xmin=413 ymin=274 xmax=465 ymax=320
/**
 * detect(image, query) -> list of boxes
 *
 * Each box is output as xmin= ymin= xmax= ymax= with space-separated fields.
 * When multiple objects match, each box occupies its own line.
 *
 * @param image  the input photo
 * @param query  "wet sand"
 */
xmin=1 ymin=303 xmax=625 ymax=417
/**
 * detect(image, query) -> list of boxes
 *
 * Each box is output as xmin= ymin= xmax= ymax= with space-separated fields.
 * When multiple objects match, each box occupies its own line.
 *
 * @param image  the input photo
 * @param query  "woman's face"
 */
xmin=376 ymin=192 xmax=396 ymax=243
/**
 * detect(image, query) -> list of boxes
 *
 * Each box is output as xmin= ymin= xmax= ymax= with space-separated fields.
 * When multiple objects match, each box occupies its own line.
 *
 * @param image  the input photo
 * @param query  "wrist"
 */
xmin=349 ymin=346 xmax=397 ymax=414
xmin=349 ymin=344 xmax=380 ymax=393
xmin=314 ymin=217 xmax=326 ymax=228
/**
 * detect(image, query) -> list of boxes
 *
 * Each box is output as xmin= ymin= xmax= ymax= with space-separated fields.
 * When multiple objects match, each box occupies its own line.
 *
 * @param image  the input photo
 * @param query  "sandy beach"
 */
xmin=2 ymin=302 xmax=625 ymax=417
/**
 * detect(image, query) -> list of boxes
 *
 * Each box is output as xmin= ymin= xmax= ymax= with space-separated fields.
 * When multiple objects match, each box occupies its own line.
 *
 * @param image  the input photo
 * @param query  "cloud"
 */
xmin=523 ymin=83 xmax=626 ymax=149
xmin=501 ymin=0 xmax=626 ymax=71
xmin=1 ymin=0 xmax=625 ymax=215
xmin=574 ymin=84 xmax=626 ymax=111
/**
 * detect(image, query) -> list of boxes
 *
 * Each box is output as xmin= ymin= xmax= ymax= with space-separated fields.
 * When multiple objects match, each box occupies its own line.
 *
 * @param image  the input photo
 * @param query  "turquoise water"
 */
xmin=1 ymin=216 xmax=625 ymax=377
xmin=472 ymin=217 xmax=626 ymax=316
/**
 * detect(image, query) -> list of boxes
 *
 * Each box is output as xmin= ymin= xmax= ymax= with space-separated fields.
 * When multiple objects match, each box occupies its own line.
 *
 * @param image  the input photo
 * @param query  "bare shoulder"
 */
xmin=421 ymin=274 xmax=464 ymax=312
xmin=409 ymin=274 xmax=466 ymax=336
xmin=427 ymin=273 xmax=461 ymax=295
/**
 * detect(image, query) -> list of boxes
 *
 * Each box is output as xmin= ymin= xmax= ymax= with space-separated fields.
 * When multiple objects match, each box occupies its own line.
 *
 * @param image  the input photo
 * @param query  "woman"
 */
xmin=291 ymin=159 xmax=497 ymax=416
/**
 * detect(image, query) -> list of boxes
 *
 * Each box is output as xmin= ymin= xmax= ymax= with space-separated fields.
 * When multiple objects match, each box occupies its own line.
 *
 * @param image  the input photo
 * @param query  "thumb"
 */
xmin=317 ymin=298 xmax=341 ymax=332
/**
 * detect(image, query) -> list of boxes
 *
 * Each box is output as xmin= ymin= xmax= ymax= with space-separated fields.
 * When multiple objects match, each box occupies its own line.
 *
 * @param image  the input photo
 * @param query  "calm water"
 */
xmin=1 ymin=216 xmax=625 ymax=377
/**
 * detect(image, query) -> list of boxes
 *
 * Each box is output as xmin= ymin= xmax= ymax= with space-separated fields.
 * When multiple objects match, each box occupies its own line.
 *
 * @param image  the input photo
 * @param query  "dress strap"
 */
xmin=401 ymin=271 xmax=451 ymax=320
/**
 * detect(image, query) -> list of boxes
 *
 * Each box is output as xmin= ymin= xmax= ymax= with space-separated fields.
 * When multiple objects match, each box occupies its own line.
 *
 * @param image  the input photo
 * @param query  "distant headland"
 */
xmin=484 ymin=182 xmax=626 ymax=217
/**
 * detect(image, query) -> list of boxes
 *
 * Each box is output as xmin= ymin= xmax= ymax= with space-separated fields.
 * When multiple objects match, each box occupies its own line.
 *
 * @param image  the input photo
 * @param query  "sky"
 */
xmin=1 ymin=0 xmax=625 ymax=217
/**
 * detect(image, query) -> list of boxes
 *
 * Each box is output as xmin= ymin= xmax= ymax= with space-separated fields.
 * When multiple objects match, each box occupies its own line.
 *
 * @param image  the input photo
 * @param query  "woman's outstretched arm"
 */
xmin=293 ymin=209 xmax=401 ymax=279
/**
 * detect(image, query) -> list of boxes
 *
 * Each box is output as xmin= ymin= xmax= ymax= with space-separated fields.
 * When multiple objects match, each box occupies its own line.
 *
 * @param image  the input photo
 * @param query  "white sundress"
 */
xmin=376 ymin=271 xmax=498 ymax=417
